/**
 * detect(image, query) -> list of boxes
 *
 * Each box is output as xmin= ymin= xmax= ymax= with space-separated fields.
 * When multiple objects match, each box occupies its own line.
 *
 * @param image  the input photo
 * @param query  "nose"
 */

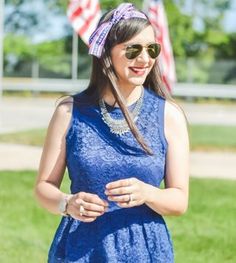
xmin=137 ymin=48 xmax=150 ymax=63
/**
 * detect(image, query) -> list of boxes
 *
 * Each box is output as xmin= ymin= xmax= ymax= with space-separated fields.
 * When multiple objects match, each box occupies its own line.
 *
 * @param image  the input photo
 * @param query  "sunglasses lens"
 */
xmin=125 ymin=44 xmax=142 ymax=59
xmin=147 ymin=43 xmax=161 ymax=58
xmin=125 ymin=43 xmax=161 ymax=59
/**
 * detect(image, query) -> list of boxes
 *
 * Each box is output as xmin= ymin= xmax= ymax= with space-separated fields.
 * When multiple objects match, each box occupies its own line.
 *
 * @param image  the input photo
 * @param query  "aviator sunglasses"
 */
xmin=125 ymin=43 xmax=161 ymax=60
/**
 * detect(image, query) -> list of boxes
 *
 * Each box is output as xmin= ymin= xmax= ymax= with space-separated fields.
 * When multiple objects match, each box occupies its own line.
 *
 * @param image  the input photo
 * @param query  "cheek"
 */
xmin=112 ymin=56 xmax=130 ymax=75
xmin=150 ymin=58 xmax=156 ymax=67
xmin=147 ymin=60 xmax=156 ymax=73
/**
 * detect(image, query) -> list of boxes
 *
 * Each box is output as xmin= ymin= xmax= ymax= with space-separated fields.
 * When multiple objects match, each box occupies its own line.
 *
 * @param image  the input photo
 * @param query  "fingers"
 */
xmin=65 ymin=177 xmax=143 ymax=222
xmin=107 ymin=192 xmax=136 ymax=203
xmin=105 ymin=178 xmax=134 ymax=195
xmin=105 ymin=178 xmax=146 ymax=208
xmin=79 ymin=192 xmax=109 ymax=208
xmin=76 ymin=200 xmax=107 ymax=217
xmin=106 ymin=178 xmax=132 ymax=190
xmin=106 ymin=194 xmax=131 ymax=203
xmin=67 ymin=192 xmax=109 ymax=222
xmin=105 ymin=179 xmax=133 ymax=195
xmin=105 ymin=186 xmax=132 ymax=196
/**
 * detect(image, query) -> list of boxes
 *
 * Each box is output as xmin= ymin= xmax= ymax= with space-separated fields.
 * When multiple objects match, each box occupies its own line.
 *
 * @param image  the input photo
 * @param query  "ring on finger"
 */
xmin=127 ymin=193 xmax=133 ymax=203
xmin=130 ymin=194 xmax=134 ymax=202
xmin=79 ymin=204 xmax=85 ymax=216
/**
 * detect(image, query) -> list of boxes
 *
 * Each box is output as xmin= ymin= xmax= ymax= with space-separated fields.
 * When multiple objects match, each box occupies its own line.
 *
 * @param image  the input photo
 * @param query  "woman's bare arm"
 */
xmin=34 ymin=97 xmax=73 ymax=215
xmin=34 ymin=97 xmax=109 ymax=221
xmin=144 ymin=100 xmax=189 ymax=215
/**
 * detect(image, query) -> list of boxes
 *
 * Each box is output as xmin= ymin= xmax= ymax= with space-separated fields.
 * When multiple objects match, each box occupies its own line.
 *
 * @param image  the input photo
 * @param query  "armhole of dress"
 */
xmin=158 ymin=98 xmax=168 ymax=151
xmin=65 ymin=96 xmax=75 ymax=141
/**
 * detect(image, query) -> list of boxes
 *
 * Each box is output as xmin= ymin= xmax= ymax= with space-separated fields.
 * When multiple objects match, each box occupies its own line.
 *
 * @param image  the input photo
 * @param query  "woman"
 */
xmin=35 ymin=3 xmax=189 ymax=262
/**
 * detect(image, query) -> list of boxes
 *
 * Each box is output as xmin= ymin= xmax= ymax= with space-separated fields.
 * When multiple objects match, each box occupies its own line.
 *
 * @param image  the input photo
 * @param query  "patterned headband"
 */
xmin=88 ymin=3 xmax=147 ymax=58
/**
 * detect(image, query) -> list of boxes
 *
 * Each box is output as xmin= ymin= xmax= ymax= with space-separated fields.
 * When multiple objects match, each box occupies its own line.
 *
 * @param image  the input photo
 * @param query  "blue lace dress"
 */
xmin=48 ymin=88 xmax=174 ymax=263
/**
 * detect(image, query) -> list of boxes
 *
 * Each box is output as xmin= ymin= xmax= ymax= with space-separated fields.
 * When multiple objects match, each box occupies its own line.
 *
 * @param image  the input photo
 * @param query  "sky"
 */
xmin=223 ymin=1 xmax=236 ymax=32
xmin=181 ymin=0 xmax=236 ymax=33
xmin=4 ymin=1 xmax=70 ymax=43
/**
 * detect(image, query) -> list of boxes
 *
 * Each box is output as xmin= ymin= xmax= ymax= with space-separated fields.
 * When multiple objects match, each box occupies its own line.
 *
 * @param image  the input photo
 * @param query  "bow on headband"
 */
xmin=88 ymin=3 xmax=147 ymax=58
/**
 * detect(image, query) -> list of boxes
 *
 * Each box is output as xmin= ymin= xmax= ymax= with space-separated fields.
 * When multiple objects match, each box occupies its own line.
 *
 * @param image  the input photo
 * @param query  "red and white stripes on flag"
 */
xmin=143 ymin=0 xmax=176 ymax=92
xmin=67 ymin=0 xmax=102 ymax=45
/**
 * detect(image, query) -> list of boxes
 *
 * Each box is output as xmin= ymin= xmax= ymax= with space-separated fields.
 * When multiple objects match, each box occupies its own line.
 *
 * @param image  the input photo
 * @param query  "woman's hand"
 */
xmin=105 ymin=178 xmax=149 ymax=208
xmin=67 ymin=192 xmax=109 ymax=222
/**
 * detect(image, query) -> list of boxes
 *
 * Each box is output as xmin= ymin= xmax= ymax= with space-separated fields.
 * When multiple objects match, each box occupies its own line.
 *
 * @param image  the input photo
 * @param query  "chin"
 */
xmin=129 ymin=77 xmax=146 ymax=86
xmin=118 ymin=77 xmax=147 ymax=89
xmin=130 ymin=79 xmax=146 ymax=86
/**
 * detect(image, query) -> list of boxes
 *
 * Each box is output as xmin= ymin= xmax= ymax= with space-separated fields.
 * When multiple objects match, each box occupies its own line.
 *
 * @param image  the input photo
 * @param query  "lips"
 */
xmin=129 ymin=67 xmax=147 ymax=76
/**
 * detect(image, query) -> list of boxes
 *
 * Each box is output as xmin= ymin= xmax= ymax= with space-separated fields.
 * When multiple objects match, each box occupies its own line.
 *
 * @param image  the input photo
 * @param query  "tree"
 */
xmin=4 ymin=0 xmax=235 ymax=83
xmin=165 ymin=0 xmax=195 ymax=57
xmin=5 ymin=0 xmax=66 ymax=36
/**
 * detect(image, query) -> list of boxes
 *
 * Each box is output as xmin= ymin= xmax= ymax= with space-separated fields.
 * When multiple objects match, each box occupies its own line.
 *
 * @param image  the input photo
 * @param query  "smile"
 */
xmin=129 ymin=67 xmax=148 ymax=76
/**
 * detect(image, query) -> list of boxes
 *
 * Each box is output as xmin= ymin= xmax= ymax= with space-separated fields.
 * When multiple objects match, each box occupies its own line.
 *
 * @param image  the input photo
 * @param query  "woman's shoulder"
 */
xmin=44 ymin=96 xmax=74 ymax=139
xmin=56 ymin=96 xmax=74 ymax=116
xmin=164 ymin=100 xmax=188 ymax=142
xmin=165 ymin=100 xmax=186 ymax=124
xmin=48 ymin=96 xmax=74 ymax=131
xmin=54 ymin=89 xmax=94 ymax=119
xmin=55 ymin=89 xmax=88 ymax=112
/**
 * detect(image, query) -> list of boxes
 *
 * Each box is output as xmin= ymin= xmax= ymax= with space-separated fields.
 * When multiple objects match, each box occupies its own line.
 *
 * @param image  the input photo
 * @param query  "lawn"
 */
xmin=0 ymin=128 xmax=46 ymax=146
xmin=189 ymin=125 xmax=236 ymax=151
xmin=0 ymin=171 xmax=235 ymax=263
xmin=0 ymin=125 xmax=236 ymax=151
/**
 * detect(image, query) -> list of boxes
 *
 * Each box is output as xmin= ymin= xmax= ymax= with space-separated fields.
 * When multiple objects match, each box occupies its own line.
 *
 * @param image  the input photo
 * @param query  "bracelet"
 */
xmin=58 ymin=194 xmax=73 ymax=216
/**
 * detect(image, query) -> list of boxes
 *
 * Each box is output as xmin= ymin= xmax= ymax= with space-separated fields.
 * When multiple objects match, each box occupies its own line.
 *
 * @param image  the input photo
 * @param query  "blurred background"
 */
xmin=0 ymin=0 xmax=236 ymax=262
xmin=1 ymin=0 xmax=236 ymax=84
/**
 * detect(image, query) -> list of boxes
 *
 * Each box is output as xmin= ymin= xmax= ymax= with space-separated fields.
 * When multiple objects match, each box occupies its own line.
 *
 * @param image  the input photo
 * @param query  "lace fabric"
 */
xmin=48 ymin=88 xmax=174 ymax=263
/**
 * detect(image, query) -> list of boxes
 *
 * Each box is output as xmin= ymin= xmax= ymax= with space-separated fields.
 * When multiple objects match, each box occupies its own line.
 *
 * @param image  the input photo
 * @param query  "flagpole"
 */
xmin=0 ymin=0 xmax=4 ymax=103
xmin=72 ymin=30 xmax=78 ymax=80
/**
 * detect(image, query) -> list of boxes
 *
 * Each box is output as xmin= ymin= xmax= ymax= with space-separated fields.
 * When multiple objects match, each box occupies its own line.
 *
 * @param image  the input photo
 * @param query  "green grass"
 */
xmin=0 ymin=125 xmax=236 ymax=151
xmin=0 ymin=171 xmax=70 ymax=263
xmin=0 ymin=129 xmax=46 ymax=146
xmin=189 ymin=125 xmax=236 ymax=151
xmin=3 ymin=90 xmax=67 ymax=98
xmin=0 ymin=171 xmax=236 ymax=262
xmin=166 ymin=178 xmax=236 ymax=262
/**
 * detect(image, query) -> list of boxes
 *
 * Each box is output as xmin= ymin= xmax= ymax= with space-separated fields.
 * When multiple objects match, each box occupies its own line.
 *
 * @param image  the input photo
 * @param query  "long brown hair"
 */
xmin=84 ymin=7 xmax=172 ymax=155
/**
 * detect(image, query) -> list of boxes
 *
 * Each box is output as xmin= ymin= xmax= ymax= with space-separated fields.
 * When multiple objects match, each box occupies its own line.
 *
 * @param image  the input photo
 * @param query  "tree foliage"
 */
xmin=3 ymin=0 xmax=236 ymax=83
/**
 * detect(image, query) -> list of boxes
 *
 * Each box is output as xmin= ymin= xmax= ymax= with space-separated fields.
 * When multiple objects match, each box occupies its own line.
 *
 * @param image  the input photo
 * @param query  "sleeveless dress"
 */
xmin=48 ymin=88 xmax=174 ymax=263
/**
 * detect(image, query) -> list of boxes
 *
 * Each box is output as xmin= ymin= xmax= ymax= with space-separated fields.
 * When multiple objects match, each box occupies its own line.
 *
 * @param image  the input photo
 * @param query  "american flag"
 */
xmin=143 ymin=0 xmax=176 ymax=92
xmin=67 ymin=0 xmax=102 ymax=45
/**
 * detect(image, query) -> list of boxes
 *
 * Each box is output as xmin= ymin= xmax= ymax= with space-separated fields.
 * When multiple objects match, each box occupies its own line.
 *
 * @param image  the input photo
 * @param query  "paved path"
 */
xmin=190 ymin=151 xmax=236 ymax=179
xmin=0 ymin=97 xmax=55 ymax=133
xmin=0 ymin=96 xmax=236 ymax=179
xmin=0 ymin=143 xmax=235 ymax=179
xmin=1 ymin=96 xmax=236 ymax=134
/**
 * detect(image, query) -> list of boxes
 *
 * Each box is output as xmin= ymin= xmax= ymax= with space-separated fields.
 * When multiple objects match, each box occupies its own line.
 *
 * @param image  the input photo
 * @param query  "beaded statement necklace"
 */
xmin=99 ymin=87 xmax=144 ymax=135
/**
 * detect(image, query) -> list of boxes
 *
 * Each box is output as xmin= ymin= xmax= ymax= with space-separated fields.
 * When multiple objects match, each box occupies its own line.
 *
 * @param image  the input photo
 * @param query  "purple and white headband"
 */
xmin=88 ymin=3 xmax=147 ymax=58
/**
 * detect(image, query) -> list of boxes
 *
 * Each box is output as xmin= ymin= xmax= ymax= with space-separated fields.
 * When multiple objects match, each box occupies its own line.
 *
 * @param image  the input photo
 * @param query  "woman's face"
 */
xmin=110 ymin=25 xmax=157 ymax=90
